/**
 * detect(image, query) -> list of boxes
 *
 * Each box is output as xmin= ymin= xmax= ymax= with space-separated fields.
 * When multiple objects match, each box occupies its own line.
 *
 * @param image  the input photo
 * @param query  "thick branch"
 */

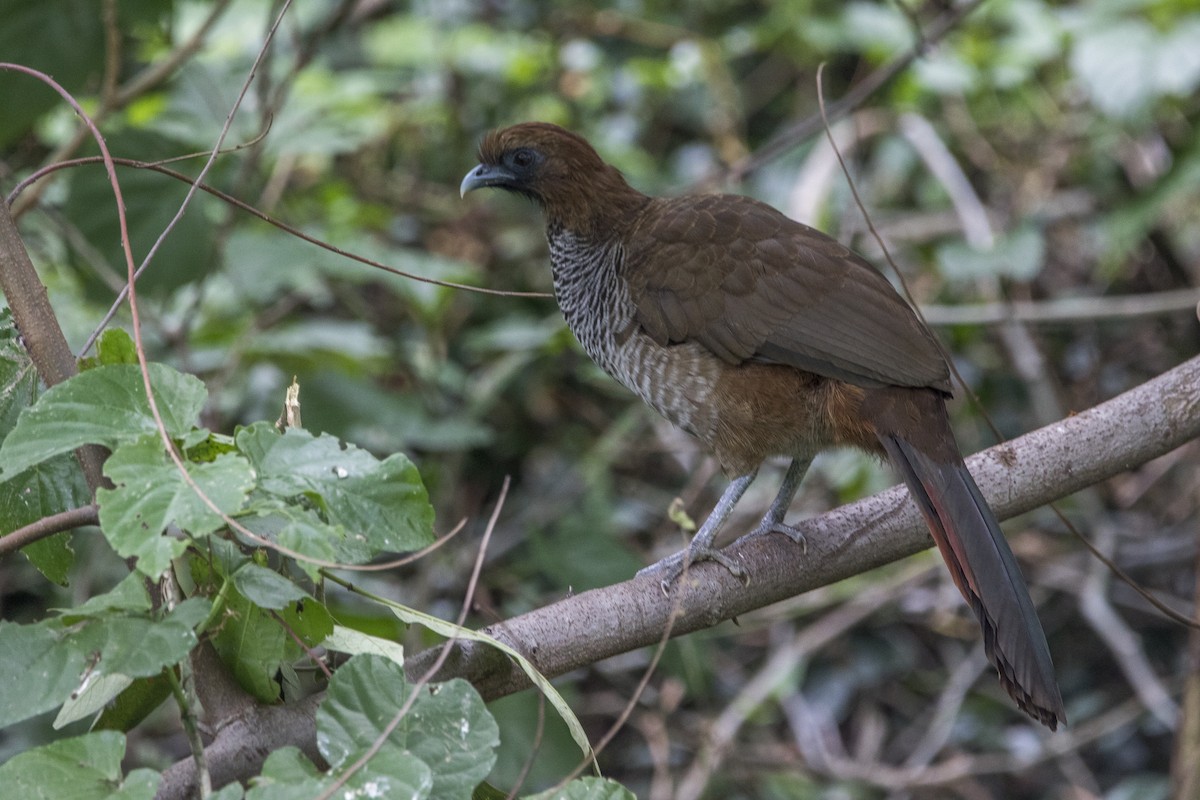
xmin=155 ymin=355 xmax=1200 ymax=796
xmin=0 ymin=200 xmax=108 ymax=494
xmin=155 ymin=692 xmax=323 ymax=800
xmin=405 ymin=354 xmax=1200 ymax=698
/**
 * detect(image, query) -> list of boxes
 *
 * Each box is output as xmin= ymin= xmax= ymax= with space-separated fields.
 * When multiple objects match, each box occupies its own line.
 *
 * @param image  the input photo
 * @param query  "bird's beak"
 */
xmin=459 ymin=163 xmax=516 ymax=197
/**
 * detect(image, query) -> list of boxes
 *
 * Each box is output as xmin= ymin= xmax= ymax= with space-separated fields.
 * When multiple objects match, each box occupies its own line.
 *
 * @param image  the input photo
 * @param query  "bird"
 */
xmin=460 ymin=122 xmax=1064 ymax=729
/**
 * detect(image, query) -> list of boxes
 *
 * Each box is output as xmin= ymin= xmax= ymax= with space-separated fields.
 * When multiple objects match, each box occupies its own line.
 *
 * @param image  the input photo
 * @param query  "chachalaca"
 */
xmin=461 ymin=122 xmax=1064 ymax=729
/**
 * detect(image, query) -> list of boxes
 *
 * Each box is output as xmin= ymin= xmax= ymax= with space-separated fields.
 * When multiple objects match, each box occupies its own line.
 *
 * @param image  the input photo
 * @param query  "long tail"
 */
xmin=878 ymin=423 xmax=1065 ymax=729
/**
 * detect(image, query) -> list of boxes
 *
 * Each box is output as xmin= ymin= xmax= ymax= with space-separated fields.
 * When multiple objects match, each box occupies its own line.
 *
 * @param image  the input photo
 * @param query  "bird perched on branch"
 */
xmin=461 ymin=122 xmax=1063 ymax=729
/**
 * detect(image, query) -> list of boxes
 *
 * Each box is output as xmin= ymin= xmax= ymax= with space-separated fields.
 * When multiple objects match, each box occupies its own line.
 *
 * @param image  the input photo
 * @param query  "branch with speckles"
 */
xmin=405 ymin=354 xmax=1200 ymax=699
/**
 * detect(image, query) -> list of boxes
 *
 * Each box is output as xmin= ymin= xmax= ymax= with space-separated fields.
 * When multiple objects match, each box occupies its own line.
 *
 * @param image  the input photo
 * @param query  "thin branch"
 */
xmin=7 ymin=155 xmax=552 ymax=336
xmin=8 ymin=0 xmax=235 ymax=218
xmin=921 ymin=288 xmax=1200 ymax=326
xmin=723 ymin=0 xmax=988 ymax=184
xmin=0 ymin=505 xmax=100 ymax=557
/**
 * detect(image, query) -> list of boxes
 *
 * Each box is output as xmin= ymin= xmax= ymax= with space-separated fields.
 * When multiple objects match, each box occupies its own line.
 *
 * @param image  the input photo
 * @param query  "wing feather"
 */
xmin=624 ymin=194 xmax=951 ymax=392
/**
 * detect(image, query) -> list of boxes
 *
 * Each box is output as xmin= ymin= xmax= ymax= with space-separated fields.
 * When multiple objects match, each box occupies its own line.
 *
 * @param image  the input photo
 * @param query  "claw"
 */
xmin=643 ymin=544 xmax=749 ymax=590
xmin=749 ymin=520 xmax=807 ymax=553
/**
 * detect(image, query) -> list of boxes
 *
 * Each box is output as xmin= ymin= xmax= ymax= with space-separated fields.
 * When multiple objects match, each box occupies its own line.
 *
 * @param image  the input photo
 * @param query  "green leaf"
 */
xmin=208 ymin=783 xmax=245 ymax=800
xmin=108 ymin=768 xmax=161 ymax=800
xmin=0 ymin=620 xmax=90 ymax=727
xmin=0 ymin=314 xmax=85 ymax=582
xmin=1069 ymin=19 xmax=1158 ymax=118
xmin=55 ymin=672 xmax=135 ymax=729
xmin=97 ymin=434 xmax=255 ymax=577
xmin=209 ymin=584 xmax=286 ymax=702
xmin=386 ymin=603 xmax=596 ymax=768
xmin=60 ymin=573 xmax=151 ymax=620
xmin=935 ymin=225 xmax=1045 ymax=284
xmin=318 ymin=654 xmax=496 ymax=798
xmin=279 ymin=596 xmax=334 ymax=648
xmin=97 ymin=328 xmax=139 ymax=366
xmin=231 ymin=564 xmax=308 ymax=610
xmin=93 ymin=672 xmax=173 ymax=733
xmin=0 ymin=363 xmax=207 ymax=481
xmin=245 ymin=745 xmax=431 ymax=800
xmin=237 ymin=422 xmax=434 ymax=559
xmin=322 ymin=624 xmax=405 ymax=666
xmin=19 ymin=530 xmax=77 ymax=587
xmin=526 ymin=778 xmax=637 ymax=800
xmin=0 ymin=454 xmax=88 ymax=585
xmin=72 ymin=598 xmax=208 ymax=679
xmin=0 ymin=307 xmax=36 ymax=435
xmin=0 ymin=731 xmax=160 ymax=800
xmin=244 ymin=748 xmax=329 ymax=800
xmin=0 ymin=598 xmax=208 ymax=729
xmin=238 ymin=502 xmax=340 ymax=581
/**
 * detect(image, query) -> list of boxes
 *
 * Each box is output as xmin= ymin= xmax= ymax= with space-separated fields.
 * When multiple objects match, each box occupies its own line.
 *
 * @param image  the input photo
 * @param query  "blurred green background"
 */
xmin=2 ymin=0 xmax=1199 ymax=796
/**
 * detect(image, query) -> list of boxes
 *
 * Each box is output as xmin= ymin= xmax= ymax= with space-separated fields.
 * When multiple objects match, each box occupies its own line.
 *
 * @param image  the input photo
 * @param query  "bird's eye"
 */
xmin=510 ymin=148 xmax=536 ymax=169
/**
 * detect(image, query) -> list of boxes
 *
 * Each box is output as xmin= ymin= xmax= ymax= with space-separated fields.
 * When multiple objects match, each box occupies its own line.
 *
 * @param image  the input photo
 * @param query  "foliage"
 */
xmin=1 ymin=0 xmax=1199 ymax=797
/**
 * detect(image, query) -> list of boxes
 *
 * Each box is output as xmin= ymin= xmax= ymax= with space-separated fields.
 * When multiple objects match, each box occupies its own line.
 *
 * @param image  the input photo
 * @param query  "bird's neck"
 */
xmin=539 ymin=167 xmax=649 ymax=239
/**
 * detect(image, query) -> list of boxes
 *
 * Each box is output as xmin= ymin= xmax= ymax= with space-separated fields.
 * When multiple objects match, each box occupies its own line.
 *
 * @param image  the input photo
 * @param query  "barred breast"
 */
xmin=547 ymin=228 xmax=722 ymax=444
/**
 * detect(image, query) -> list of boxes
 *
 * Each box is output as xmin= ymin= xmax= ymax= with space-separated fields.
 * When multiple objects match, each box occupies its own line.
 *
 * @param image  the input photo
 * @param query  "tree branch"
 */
xmin=0 ymin=199 xmax=108 ymax=494
xmin=0 ymin=504 xmax=99 ymax=556
xmin=405 ymin=354 xmax=1200 ymax=698
xmin=155 ymin=355 xmax=1200 ymax=796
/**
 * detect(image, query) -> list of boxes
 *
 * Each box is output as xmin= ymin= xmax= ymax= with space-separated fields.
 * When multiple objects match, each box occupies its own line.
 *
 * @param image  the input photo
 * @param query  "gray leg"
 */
xmin=639 ymin=470 xmax=757 ymax=584
xmin=749 ymin=456 xmax=812 ymax=546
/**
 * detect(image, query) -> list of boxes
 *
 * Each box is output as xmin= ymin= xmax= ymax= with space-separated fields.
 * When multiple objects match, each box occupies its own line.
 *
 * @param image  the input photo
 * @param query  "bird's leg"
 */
xmin=639 ymin=470 xmax=757 ymax=585
xmin=749 ymin=456 xmax=813 ymax=548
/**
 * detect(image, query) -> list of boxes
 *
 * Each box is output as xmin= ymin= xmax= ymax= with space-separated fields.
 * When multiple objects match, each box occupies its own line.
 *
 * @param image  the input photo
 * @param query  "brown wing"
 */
xmin=623 ymin=194 xmax=951 ymax=393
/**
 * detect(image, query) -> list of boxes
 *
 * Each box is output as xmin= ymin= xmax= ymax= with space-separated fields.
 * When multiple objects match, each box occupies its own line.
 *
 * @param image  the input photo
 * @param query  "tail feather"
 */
xmin=880 ymin=433 xmax=1065 ymax=730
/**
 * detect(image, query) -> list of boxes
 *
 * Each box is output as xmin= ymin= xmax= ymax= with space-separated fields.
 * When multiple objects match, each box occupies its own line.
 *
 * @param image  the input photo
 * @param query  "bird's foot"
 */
xmin=748 ymin=520 xmax=808 ymax=553
xmin=638 ymin=545 xmax=748 ymax=592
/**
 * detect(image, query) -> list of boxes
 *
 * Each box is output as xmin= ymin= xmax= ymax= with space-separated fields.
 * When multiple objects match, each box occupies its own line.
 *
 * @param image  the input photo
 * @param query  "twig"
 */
xmin=920 ymin=288 xmax=1200 ymax=326
xmin=1078 ymin=523 xmax=1178 ymax=728
xmin=6 ymin=155 xmax=551 ymax=348
xmin=8 ymin=0 xmax=235 ymax=218
xmin=724 ymin=0 xmax=988 ymax=183
xmin=676 ymin=565 xmax=926 ymax=800
xmin=898 ymin=112 xmax=994 ymax=249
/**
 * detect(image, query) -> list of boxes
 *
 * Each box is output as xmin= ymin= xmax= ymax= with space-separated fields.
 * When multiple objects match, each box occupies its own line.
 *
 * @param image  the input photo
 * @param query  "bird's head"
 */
xmin=460 ymin=122 xmax=643 ymax=233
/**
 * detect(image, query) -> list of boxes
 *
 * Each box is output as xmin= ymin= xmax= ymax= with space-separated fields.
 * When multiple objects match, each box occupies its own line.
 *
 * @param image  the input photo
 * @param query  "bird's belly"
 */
xmin=591 ymin=333 xmax=723 ymax=443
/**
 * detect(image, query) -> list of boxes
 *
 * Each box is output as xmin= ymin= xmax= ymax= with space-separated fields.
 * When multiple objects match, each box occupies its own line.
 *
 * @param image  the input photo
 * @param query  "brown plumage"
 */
xmin=461 ymin=122 xmax=1064 ymax=729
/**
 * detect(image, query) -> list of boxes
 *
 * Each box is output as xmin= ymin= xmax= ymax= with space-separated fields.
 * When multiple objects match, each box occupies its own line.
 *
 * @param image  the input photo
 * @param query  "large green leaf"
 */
xmin=0 ymin=731 xmax=160 ymax=800
xmin=317 ymin=654 xmax=497 ymax=799
xmin=1 ymin=454 xmax=87 ymax=584
xmin=237 ymin=422 xmax=434 ymax=559
xmin=0 ymin=364 xmax=207 ymax=481
xmin=207 ymin=582 xmax=287 ymax=703
xmin=230 ymin=564 xmax=308 ymax=610
xmin=244 ymin=745 xmax=431 ymax=800
xmin=0 ymin=598 xmax=206 ymax=729
xmin=0 ymin=620 xmax=89 ymax=728
xmin=526 ymin=778 xmax=638 ymax=800
xmin=97 ymin=434 xmax=255 ymax=577
xmin=0 ymin=310 xmax=86 ymax=581
xmin=387 ymin=604 xmax=595 ymax=767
